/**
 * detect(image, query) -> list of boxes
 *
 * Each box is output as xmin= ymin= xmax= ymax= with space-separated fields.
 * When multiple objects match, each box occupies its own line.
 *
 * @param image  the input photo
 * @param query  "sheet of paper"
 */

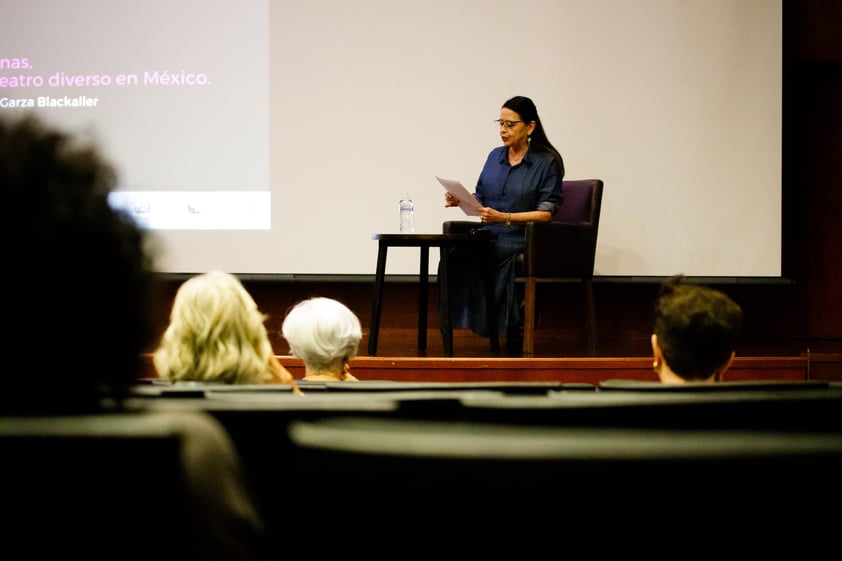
xmin=435 ymin=176 xmax=481 ymax=216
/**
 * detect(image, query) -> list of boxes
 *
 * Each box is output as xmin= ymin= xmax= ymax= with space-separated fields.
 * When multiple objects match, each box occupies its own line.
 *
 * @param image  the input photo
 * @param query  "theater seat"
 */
xmin=286 ymin=415 xmax=842 ymax=552
xmin=0 ymin=411 xmax=262 ymax=561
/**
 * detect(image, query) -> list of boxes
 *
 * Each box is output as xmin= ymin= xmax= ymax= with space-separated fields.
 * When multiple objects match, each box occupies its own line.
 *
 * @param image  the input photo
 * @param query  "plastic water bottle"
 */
xmin=399 ymin=193 xmax=414 ymax=233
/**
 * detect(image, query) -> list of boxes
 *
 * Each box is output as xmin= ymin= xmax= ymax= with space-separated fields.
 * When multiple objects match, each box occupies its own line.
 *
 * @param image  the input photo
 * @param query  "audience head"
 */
xmin=281 ymin=297 xmax=362 ymax=379
xmin=652 ymin=274 xmax=743 ymax=383
xmin=154 ymin=270 xmax=284 ymax=384
xmin=1 ymin=113 xmax=158 ymax=411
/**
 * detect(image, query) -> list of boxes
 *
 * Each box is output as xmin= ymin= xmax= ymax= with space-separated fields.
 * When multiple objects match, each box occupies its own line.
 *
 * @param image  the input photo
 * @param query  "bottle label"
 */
xmin=400 ymin=198 xmax=414 ymax=233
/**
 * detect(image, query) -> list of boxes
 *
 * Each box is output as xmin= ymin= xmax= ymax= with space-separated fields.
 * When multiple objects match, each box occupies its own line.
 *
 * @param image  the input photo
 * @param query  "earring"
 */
xmin=652 ymin=360 xmax=660 ymax=371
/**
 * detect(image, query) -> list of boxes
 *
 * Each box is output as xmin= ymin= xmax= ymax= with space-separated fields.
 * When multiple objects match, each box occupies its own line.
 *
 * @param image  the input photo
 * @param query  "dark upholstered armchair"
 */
xmin=443 ymin=178 xmax=603 ymax=356
xmin=519 ymin=178 xmax=603 ymax=356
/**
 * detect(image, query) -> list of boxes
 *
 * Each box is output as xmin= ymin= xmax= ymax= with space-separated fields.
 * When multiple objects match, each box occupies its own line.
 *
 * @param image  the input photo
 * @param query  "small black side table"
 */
xmin=368 ymin=232 xmax=499 ymax=357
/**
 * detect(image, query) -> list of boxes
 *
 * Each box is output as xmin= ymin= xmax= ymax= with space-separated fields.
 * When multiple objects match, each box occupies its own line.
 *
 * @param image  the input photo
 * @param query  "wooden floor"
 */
xmin=361 ymin=326 xmax=574 ymax=359
xmin=354 ymin=325 xmax=796 ymax=360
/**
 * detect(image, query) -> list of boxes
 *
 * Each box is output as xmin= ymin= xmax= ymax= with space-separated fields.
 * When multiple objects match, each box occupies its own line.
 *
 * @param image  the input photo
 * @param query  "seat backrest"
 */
xmin=521 ymin=178 xmax=604 ymax=278
xmin=286 ymin=416 xmax=842 ymax=521
xmin=0 ymin=410 xmax=264 ymax=561
xmin=0 ymin=413 xmax=191 ymax=559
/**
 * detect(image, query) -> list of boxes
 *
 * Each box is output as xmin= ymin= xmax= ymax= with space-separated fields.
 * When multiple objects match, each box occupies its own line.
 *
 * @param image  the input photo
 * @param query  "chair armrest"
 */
xmin=442 ymin=220 xmax=481 ymax=234
xmin=522 ymin=221 xmax=597 ymax=278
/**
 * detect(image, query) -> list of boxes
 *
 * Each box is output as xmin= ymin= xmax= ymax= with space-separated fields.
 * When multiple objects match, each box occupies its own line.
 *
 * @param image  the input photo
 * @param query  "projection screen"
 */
xmin=0 ymin=0 xmax=782 ymax=278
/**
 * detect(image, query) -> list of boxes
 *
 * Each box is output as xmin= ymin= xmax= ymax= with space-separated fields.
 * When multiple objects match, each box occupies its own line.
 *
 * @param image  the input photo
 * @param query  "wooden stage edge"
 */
xmin=141 ymin=353 xmax=842 ymax=384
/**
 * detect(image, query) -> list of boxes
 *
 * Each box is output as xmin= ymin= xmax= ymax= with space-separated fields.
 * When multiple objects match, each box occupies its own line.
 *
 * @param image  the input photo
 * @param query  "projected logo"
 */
xmin=108 ymin=191 xmax=270 ymax=230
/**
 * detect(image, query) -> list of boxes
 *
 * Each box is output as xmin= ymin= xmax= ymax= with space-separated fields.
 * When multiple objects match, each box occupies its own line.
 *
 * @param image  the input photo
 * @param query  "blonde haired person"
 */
xmin=154 ymin=271 xmax=300 ymax=392
xmin=281 ymin=297 xmax=362 ymax=382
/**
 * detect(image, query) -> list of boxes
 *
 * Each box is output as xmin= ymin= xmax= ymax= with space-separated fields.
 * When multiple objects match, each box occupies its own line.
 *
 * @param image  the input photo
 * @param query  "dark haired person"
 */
xmin=0 ymin=113 xmax=264 ymax=559
xmin=442 ymin=95 xmax=564 ymax=353
xmin=651 ymin=274 xmax=744 ymax=383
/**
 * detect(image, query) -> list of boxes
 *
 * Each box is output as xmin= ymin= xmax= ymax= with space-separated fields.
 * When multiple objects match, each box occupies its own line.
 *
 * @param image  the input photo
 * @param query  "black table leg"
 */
xmin=439 ymin=245 xmax=453 ymax=356
xmin=368 ymin=242 xmax=388 ymax=355
xmin=483 ymin=241 xmax=500 ymax=354
xmin=418 ymin=246 xmax=429 ymax=352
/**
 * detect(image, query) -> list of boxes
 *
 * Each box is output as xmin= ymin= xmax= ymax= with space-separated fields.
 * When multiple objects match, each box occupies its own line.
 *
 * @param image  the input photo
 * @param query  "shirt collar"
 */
xmin=497 ymin=146 xmax=533 ymax=166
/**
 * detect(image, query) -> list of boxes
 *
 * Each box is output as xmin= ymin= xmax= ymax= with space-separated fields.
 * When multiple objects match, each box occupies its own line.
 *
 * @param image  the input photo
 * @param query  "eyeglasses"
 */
xmin=494 ymin=119 xmax=523 ymax=129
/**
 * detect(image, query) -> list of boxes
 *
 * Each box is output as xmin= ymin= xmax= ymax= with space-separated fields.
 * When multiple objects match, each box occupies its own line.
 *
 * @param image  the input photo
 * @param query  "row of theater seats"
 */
xmin=125 ymin=378 xmax=842 ymax=557
xmin=132 ymin=377 xmax=842 ymax=433
xmin=3 ymin=379 xmax=840 ymax=559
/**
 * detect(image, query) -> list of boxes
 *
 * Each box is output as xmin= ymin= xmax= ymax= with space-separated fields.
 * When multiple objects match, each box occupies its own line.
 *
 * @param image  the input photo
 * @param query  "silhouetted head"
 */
xmin=1 ymin=114 xmax=159 ymax=412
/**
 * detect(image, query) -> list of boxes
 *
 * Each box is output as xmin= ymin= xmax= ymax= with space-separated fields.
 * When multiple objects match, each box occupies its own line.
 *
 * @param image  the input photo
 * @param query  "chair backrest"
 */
xmin=555 ymin=178 xmax=603 ymax=226
xmin=521 ymin=178 xmax=604 ymax=278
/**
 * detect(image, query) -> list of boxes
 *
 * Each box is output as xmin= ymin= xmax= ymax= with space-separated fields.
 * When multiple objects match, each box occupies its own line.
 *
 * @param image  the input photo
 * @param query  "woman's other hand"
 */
xmin=341 ymin=361 xmax=360 ymax=382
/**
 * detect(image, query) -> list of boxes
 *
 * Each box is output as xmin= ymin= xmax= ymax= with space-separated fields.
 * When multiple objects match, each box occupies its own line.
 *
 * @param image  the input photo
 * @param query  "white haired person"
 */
xmin=281 ymin=297 xmax=362 ymax=382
